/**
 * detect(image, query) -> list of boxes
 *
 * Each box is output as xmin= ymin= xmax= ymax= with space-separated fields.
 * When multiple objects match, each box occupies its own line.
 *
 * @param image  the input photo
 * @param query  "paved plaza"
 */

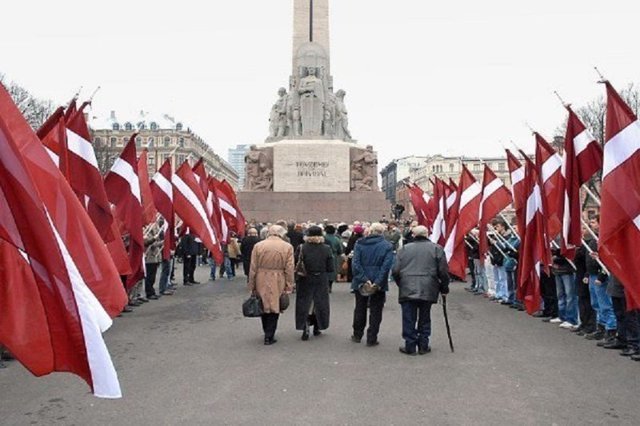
xmin=1 ymin=264 xmax=638 ymax=425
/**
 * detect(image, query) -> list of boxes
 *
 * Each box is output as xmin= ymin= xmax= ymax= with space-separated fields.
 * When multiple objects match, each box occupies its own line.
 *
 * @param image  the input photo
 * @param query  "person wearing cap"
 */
xmin=295 ymin=226 xmax=334 ymax=340
xmin=392 ymin=225 xmax=450 ymax=355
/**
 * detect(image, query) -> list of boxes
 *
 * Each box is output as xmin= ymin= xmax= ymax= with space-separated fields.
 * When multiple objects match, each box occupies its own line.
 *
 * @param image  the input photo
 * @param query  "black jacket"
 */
xmin=295 ymin=238 xmax=334 ymax=330
xmin=551 ymin=248 xmax=576 ymax=275
xmin=584 ymin=238 xmax=608 ymax=282
xmin=177 ymin=233 xmax=199 ymax=256
xmin=240 ymin=236 xmax=260 ymax=265
xmin=392 ymin=237 xmax=450 ymax=303
xmin=286 ymin=230 xmax=305 ymax=251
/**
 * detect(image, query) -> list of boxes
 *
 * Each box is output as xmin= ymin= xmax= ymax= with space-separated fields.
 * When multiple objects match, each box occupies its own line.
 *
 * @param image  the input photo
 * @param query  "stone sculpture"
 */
xmin=244 ymin=145 xmax=274 ymax=191
xmin=351 ymin=145 xmax=379 ymax=192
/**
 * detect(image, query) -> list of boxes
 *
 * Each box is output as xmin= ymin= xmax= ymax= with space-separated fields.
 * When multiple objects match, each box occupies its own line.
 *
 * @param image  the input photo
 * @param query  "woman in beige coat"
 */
xmin=248 ymin=225 xmax=295 ymax=345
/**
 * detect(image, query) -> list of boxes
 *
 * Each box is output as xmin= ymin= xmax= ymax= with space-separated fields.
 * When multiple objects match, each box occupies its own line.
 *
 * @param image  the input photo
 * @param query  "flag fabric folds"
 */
xmin=150 ymin=159 xmax=175 ymax=261
xmin=104 ymin=135 xmax=145 ymax=290
xmin=0 ymin=85 xmax=123 ymax=398
xmin=173 ymin=161 xmax=223 ymax=264
xmin=478 ymin=165 xmax=513 ymax=259
xmin=506 ymin=149 xmax=526 ymax=239
xmin=137 ymin=149 xmax=159 ymax=225
xmin=444 ymin=166 xmax=482 ymax=279
xmin=534 ymin=133 xmax=565 ymax=240
xmin=598 ymin=81 xmax=640 ymax=308
xmin=561 ymin=106 xmax=603 ymax=259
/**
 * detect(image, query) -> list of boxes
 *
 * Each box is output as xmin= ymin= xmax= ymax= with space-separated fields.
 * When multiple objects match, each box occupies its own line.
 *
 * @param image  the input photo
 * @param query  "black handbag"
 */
xmin=279 ymin=293 xmax=290 ymax=312
xmin=295 ymin=246 xmax=307 ymax=277
xmin=242 ymin=295 xmax=264 ymax=317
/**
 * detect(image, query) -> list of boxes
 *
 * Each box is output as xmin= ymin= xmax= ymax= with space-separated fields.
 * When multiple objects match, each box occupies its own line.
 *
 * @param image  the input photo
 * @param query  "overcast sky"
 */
xmin=1 ymin=0 xmax=639 ymax=168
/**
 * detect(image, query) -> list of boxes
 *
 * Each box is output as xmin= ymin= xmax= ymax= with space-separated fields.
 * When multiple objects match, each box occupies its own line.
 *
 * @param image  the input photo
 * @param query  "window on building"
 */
xmin=112 ymin=123 xmax=120 ymax=131
xmin=94 ymin=137 xmax=102 ymax=146
xmin=118 ymin=137 xmax=126 ymax=147
xmin=110 ymin=137 xmax=117 ymax=147
xmin=449 ymin=163 xmax=454 ymax=172
xmin=487 ymin=163 xmax=493 ymax=170
xmin=176 ymin=122 xmax=183 ymax=131
xmin=124 ymin=122 xmax=133 ymax=131
xmin=135 ymin=136 xmax=142 ymax=147
xmin=138 ymin=122 xmax=146 ymax=130
xmin=498 ymin=162 xmax=506 ymax=171
xmin=148 ymin=155 xmax=156 ymax=166
xmin=177 ymin=154 xmax=186 ymax=165
xmin=473 ymin=163 xmax=481 ymax=172
xmin=147 ymin=137 xmax=155 ymax=149
xmin=178 ymin=137 xmax=185 ymax=147
xmin=150 ymin=122 xmax=158 ymax=131
xmin=163 ymin=136 xmax=171 ymax=147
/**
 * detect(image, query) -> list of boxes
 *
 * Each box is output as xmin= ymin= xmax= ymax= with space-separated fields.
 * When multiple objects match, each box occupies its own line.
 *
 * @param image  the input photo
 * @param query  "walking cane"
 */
xmin=442 ymin=294 xmax=455 ymax=353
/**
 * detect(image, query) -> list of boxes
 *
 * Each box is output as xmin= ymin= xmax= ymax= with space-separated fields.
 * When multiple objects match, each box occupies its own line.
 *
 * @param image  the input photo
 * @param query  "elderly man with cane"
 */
xmin=392 ymin=225 xmax=450 ymax=355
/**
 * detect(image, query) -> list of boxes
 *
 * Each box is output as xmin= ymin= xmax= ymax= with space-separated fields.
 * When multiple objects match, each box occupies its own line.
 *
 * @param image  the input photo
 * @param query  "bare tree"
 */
xmin=0 ymin=73 xmax=55 ymax=130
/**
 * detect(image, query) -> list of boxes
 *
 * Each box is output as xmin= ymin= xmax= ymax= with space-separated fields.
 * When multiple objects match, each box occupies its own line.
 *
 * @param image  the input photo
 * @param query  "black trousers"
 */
xmin=577 ymin=280 xmax=596 ymax=331
xmin=261 ymin=313 xmax=280 ymax=339
xmin=401 ymin=300 xmax=432 ymax=352
xmin=182 ymin=255 xmax=196 ymax=283
xmin=144 ymin=262 xmax=159 ymax=297
xmin=540 ymin=272 xmax=558 ymax=317
xmin=612 ymin=295 xmax=626 ymax=341
xmin=353 ymin=291 xmax=386 ymax=343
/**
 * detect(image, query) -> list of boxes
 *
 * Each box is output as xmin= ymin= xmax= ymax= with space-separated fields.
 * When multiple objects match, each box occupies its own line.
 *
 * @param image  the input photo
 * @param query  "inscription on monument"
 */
xmin=273 ymin=141 xmax=350 ymax=192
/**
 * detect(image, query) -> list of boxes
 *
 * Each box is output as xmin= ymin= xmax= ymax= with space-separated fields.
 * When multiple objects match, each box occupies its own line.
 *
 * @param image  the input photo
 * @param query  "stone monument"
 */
xmin=238 ymin=0 xmax=388 ymax=222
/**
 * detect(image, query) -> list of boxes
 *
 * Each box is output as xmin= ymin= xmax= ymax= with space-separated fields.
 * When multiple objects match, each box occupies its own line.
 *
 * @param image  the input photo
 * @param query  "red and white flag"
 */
xmin=65 ymin=102 xmax=114 ymax=240
xmin=478 ymin=165 xmax=513 ymax=259
xmin=444 ymin=166 xmax=482 ymax=279
xmin=407 ymin=183 xmax=430 ymax=229
xmin=444 ymin=178 xmax=459 ymax=241
xmin=173 ymin=161 xmax=223 ymax=264
xmin=430 ymin=178 xmax=448 ymax=246
xmin=214 ymin=178 xmax=246 ymax=237
xmin=151 ymin=159 xmax=175 ymax=261
xmin=561 ymin=106 xmax=603 ymax=258
xmin=599 ymin=81 xmax=640 ymax=308
xmin=517 ymin=156 xmax=551 ymax=315
xmin=104 ymin=135 xmax=145 ymax=289
xmin=37 ymin=106 xmax=69 ymax=174
xmin=137 ymin=149 xmax=159 ymax=225
xmin=0 ymin=85 xmax=124 ymax=398
xmin=506 ymin=149 xmax=526 ymax=238
xmin=535 ymin=133 xmax=564 ymax=240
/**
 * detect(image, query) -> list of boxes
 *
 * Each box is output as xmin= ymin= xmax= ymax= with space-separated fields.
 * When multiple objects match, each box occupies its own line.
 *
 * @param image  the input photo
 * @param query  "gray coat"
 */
xmin=392 ymin=237 xmax=450 ymax=303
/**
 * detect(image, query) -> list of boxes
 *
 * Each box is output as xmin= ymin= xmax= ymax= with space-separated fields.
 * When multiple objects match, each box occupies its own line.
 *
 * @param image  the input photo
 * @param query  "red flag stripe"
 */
xmin=172 ymin=174 xmax=217 ymax=245
xmin=152 ymin=170 xmax=173 ymax=202
xmin=110 ymin=157 xmax=142 ymax=203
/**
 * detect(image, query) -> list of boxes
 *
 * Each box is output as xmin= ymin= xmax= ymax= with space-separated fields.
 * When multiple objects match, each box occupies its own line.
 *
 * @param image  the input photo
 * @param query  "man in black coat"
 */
xmin=240 ymin=228 xmax=261 ymax=279
xmin=178 ymin=231 xmax=200 ymax=286
xmin=392 ymin=225 xmax=450 ymax=355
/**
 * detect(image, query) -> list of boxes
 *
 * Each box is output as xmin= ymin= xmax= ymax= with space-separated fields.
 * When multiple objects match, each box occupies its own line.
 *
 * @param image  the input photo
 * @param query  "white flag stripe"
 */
xmin=172 ymin=175 xmax=217 ymax=244
xmin=573 ymin=129 xmax=596 ymax=156
xmin=47 ymin=212 xmax=121 ymax=399
xmin=634 ymin=214 xmax=640 ymax=232
xmin=44 ymin=146 xmax=60 ymax=168
xmin=459 ymin=182 xmax=481 ymax=210
xmin=603 ymin=120 xmax=640 ymax=179
xmin=481 ymin=178 xmax=503 ymax=203
xmin=152 ymin=172 xmax=173 ymax=202
xmin=110 ymin=158 xmax=142 ymax=203
xmin=541 ymin=153 xmax=562 ymax=183
xmin=444 ymin=224 xmax=457 ymax=261
xmin=66 ymin=129 xmax=99 ymax=169
xmin=219 ymin=198 xmax=237 ymax=216
xmin=511 ymin=166 xmax=525 ymax=186
xmin=525 ymin=184 xmax=543 ymax=226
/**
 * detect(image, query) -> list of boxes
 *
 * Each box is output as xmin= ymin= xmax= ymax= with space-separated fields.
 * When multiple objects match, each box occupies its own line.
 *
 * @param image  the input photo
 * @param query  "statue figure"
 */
xmin=322 ymin=107 xmax=334 ymax=137
xmin=244 ymin=145 xmax=273 ymax=191
xmin=351 ymin=145 xmax=379 ymax=191
xmin=298 ymin=67 xmax=325 ymax=137
xmin=292 ymin=105 xmax=302 ymax=137
xmin=268 ymin=105 xmax=278 ymax=139
xmin=334 ymin=89 xmax=352 ymax=141
xmin=275 ymin=87 xmax=289 ymax=138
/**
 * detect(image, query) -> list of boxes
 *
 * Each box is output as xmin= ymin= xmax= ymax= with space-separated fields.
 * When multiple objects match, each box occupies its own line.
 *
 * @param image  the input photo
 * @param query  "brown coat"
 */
xmin=248 ymin=236 xmax=295 ymax=313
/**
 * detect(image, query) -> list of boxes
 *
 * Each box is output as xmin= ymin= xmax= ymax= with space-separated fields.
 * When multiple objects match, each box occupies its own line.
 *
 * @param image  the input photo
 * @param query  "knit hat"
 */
xmin=353 ymin=225 xmax=364 ymax=234
xmin=307 ymin=226 xmax=324 ymax=237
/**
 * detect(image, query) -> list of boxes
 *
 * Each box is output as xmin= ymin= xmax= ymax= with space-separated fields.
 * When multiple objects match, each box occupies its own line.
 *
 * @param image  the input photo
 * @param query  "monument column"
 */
xmin=293 ymin=0 xmax=330 ymax=75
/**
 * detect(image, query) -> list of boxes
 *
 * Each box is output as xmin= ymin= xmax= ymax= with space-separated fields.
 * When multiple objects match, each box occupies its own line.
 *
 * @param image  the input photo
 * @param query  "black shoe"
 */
xmin=313 ymin=327 xmax=322 ymax=336
xmin=137 ymin=297 xmax=149 ymax=303
xmin=631 ymin=353 xmax=640 ymax=361
xmin=603 ymin=339 xmax=626 ymax=350
xmin=302 ymin=327 xmax=309 ymax=341
xmin=586 ymin=330 xmax=605 ymax=341
xmin=0 ymin=361 xmax=6 ymax=369
xmin=183 ymin=282 xmax=193 ymax=286
xmin=1 ymin=352 xmax=15 ymax=361
xmin=351 ymin=335 xmax=362 ymax=343
xmin=399 ymin=346 xmax=417 ymax=356
xmin=419 ymin=347 xmax=432 ymax=355
xmin=148 ymin=294 xmax=160 ymax=300
xmin=532 ymin=311 xmax=546 ymax=318
xmin=366 ymin=341 xmax=379 ymax=347
xmin=620 ymin=348 xmax=639 ymax=357
xmin=122 ymin=306 xmax=134 ymax=313
xmin=576 ymin=327 xmax=595 ymax=336
xmin=516 ymin=306 xmax=525 ymax=311
xmin=541 ymin=317 xmax=553 ymax=322
xmin=264 ymin=337 xmax=277 ymax=345
xmin=128 ymin=301 xmax=140 ymax=307
xmin=190 ymin=280 xmax=201 ymax=285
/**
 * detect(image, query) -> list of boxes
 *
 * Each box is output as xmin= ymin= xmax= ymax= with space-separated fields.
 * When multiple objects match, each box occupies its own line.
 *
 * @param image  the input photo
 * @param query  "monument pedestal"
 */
xmin=237 ymin=191 xmax=389 ymax=223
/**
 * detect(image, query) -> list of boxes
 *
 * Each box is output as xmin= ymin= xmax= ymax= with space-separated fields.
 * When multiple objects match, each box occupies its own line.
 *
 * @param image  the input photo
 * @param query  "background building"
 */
xmin=380 ymin=156 xmax=429 ymax=204
xmin=227 ymin=144 xmax=251 ymax=189
xmin=90 ymin=110 xmax=238 ymax=188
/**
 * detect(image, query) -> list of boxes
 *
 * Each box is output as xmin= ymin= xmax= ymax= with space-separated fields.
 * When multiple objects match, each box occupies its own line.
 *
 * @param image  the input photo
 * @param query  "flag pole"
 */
xmin=88 ymin=86 xmax=101 ymax=103
xmin=499 ymin=213 xmax=521 ymax=241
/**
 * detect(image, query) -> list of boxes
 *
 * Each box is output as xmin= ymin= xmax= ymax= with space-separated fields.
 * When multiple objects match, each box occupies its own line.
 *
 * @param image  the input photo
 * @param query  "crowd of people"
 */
xmin=465 ymin=215 xmax=640 ymax=362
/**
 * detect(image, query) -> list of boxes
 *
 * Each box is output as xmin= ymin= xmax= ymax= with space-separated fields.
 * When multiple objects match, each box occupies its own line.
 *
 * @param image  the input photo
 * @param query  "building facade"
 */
xmin=227 ymin=144 xmax=251 ymax=189
xmin=90 ymin=111 xmax=238 ymax=188
xmin=380 ymin=156 xmax=429 ymax=204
